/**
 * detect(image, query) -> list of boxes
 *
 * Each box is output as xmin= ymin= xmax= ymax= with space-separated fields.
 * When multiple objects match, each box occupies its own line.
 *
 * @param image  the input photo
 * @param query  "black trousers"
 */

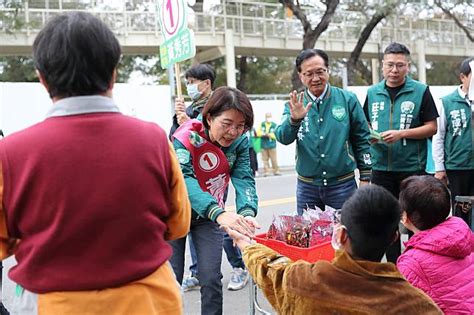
xmin=447 ymin=169 xmax=474 ymax=226
xmin=371 ymin=170 xmax=425 ymax=263
xmin=249 ymin=147 xmax=258 ymax=175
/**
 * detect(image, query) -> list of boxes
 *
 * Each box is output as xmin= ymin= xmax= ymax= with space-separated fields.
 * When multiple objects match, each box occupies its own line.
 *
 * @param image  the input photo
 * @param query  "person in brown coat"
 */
xmin=225 ymin=184 xmax=442 ymax=314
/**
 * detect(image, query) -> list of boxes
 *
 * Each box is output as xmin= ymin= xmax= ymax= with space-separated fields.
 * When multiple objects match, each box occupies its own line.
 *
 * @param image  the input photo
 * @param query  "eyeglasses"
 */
xmin=383 ymin=62 xmax=408 ymax=70
xmin=302 ymin=69 xmax=328 ymax=80
xmin=216 ymin=119 xmax=246 ymax=133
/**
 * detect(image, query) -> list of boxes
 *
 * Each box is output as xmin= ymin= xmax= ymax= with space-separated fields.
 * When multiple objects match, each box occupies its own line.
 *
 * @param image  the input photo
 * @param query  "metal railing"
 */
xmin=1 ymin=0 xmax=472 ymax=50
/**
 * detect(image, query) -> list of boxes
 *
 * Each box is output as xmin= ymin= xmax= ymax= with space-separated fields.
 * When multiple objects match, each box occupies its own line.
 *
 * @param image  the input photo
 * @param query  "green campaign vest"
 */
xmin=441 ymin=90 xmax=474 ymax=170
xmin=260 ymin=121 xmax=277 ymax=149
xmin=367 ymin=77 xmax=427 ymax=172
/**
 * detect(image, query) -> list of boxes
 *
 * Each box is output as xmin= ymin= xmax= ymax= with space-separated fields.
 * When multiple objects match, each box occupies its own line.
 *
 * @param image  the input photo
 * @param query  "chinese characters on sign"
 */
xmin=160 ymin=28 xmax=196 ymax=69
xmin=157 ymin=0 xmax=196 ymax=69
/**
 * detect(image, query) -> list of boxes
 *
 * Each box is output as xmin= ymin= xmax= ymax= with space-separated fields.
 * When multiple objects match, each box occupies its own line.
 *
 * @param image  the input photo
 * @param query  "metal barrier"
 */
xmin=249 ymin=279 xmax=271 ymax=315
xmin=1 ymin=0 xmax=473 ymax=55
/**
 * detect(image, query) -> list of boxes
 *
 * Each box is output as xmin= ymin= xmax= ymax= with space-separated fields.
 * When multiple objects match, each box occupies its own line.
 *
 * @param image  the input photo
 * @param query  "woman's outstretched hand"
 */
xmin=221 ymin=225 xmax=253 ymax=251
xmin=216 ymin=212 xmax=255 ymax=238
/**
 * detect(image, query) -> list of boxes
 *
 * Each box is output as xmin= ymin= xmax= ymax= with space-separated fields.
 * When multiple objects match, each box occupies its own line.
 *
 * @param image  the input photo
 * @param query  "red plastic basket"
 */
xmin=254 ymin=233 xmax=335 ymax=263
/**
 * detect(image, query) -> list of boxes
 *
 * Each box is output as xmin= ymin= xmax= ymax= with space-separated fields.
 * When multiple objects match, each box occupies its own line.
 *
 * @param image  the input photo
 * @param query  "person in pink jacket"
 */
xmin=397 ymin=175 xmax=474 ymax=314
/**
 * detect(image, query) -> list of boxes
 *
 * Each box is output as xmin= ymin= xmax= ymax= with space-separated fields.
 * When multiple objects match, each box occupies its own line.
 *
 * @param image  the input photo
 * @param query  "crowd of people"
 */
xmin=0 ymin=10 xmax=473 ymax=315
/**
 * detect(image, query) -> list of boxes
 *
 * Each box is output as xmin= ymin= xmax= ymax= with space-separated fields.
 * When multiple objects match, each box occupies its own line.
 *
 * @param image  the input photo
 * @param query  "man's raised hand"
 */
xmin=288 ymin=90 xmax=311 ymax=120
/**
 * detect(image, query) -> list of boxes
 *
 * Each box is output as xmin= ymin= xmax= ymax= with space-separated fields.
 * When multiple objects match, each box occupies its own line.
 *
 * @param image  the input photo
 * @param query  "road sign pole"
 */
xmin=174 ymin=63 xmax=182 ymax=99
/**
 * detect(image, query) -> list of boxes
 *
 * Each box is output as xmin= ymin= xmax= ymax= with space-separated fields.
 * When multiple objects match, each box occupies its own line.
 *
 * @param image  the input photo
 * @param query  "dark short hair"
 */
xmin=202 ymin=87 xmax=253 ymax=131
xmin=341 ymin=184 xmax=400 ymax=262
xmin=33 ymin=12 xmax=121 ymax=98
xmin=384 ymin=42 xmax=411 ymax=56
xmin=460 ymin=57 xmax=474 ymax=76
xmin=185 ymin=64 xmax=216 ymax=88
xmin=399 ymin=175 xmax=450 ymax=230
xmin=295 ymin=49 xmax=329 ymax=72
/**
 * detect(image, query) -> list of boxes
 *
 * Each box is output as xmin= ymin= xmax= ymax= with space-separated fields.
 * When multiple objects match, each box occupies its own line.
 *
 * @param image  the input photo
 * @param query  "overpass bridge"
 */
xmin=1 ymin=1 xmax=473 ymax=84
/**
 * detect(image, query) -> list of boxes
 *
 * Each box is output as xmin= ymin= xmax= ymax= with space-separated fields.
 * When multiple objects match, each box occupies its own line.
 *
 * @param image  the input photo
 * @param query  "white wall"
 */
xmin=0 ymin=83 xmax=458 ymax=167
xmin=0 ymin=83 xmax=173 ymax=136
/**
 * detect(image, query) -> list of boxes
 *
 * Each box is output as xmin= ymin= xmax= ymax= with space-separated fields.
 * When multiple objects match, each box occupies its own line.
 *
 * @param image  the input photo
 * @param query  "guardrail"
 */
xmin=0 ymin=0 xmax=472 ymax=50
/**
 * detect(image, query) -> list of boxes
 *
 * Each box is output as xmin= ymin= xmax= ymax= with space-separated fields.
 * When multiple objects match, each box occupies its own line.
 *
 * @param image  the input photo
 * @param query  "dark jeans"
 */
xmin=169 ymin=219 xmax=224 ymax=315
xmin=223 ymin=233 xmax=245 ymax=269
xmin=371 ymin=170 xmax=425 ymax=263
xmin=188 ymin=232 xmax=244 ymax=276
xmin=296 ymin=178 xmax=357 ymax=215
xmin=187 ymin=186 xmax=245 ymax=277
xmin=188 ymin=234 xmax=198 ymax=277
xmin=447 ymin=169 xmax=474 ymax=225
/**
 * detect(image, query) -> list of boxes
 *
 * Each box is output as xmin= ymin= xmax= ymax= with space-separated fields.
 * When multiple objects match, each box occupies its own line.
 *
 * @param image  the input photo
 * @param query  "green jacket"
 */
xmin=258 ymin=121 xmax=277 ymax=149
xmin=366 ymin=77 xmax=427 ymax=172
xmin=173 ymin=131 xmax=258 ymax=222
xmin=440 ymin=90 xmax=474 ymax=170
xmin=275 ymin=85 xmax=372 ymax=186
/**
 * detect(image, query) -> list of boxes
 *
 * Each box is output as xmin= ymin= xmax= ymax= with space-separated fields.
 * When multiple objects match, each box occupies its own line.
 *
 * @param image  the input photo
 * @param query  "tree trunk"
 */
xmin=279 ymin=0 xmax=340 ymax=90
xmin=237 ymin=56 xmax=248 ymax=93
xmin=347 ymin=8 xmax=392 ymax=86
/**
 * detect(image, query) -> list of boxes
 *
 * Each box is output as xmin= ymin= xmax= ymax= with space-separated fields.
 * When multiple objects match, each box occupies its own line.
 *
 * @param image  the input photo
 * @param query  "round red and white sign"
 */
xmin=161 ymin=0 xmax=186 ymax=39
xmin=198 ymin=152 xmax=219 ymax=172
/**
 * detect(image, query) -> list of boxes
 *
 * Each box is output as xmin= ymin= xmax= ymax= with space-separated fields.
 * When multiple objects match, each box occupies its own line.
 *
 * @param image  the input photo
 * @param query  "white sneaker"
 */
xmin=181 ymin=275 xmax=200 ymax=292
xmin=227 ymin=267 xmax=249 ymax=291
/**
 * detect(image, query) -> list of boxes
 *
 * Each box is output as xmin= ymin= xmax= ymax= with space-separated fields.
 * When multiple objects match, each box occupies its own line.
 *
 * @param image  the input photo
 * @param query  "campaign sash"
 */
xmin=173 ymin=119 xmax=230 ymax=208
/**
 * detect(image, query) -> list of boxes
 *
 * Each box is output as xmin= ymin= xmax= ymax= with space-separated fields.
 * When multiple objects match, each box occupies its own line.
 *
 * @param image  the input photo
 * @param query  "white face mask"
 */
xmin=331 ymin=224 xmax=346 ymax=250
xmin=186 ymin=83 xmax=202 ymax=101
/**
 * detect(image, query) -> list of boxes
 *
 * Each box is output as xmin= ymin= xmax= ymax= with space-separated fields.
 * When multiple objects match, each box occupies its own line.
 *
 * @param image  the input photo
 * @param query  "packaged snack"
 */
xmin=267 ymin=215 xmax=285 ymax=242
xmin=266 ymin=207 xmax=340 ymax=249
xmin=283 ymin=216 xmax=311 ymax=248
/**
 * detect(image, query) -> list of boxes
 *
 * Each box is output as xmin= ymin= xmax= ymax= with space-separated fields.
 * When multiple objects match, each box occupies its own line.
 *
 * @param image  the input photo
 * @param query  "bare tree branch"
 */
xmin=306 ymin=0 xmax=339 ymax=49
xmin=278 ymin=0 xmax=311 ymax=36
xmin=434 ymin=0 xmax=473 ymax=42
xmin=279 ymin=0 xmax=340 ymax=89
xmin=347 ymin=4 xmax=396 ymax=85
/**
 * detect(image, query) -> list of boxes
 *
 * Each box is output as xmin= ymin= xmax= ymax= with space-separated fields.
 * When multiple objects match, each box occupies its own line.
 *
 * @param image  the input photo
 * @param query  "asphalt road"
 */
xmin=182 ymin=171 xmax=298 ymax=315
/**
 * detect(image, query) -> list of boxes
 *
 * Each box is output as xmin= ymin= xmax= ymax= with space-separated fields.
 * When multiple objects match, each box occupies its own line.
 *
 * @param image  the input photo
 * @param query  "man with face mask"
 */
xmin=432 ymin=57 xmax=474 ymax=225
xmin=169 ymin=64 xmax=215 ymax=137
xmin=363 ymin=42 xmax=438 ymax=263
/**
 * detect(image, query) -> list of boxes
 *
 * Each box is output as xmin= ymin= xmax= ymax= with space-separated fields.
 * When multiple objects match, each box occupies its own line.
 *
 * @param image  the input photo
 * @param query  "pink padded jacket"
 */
xmin=397 ymin=216 xmax=474 ymax=314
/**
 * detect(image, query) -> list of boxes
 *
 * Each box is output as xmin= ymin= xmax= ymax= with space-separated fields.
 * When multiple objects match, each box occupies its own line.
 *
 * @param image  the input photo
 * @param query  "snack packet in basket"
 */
xmin=282 ymin=215 xmax=311 ymax=248
xmin=266 ymin=214 xmax=285 ymax=242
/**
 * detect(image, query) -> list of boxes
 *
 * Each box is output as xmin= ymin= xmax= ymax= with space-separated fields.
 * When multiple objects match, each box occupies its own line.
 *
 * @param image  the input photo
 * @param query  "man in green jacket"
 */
xmin=363 ymin=42 xmax=438 ymax=262
xmin=433 ymin=57 xmax=474 ymax=225
xmin=276 ymin=49 xmax=372 ymax=215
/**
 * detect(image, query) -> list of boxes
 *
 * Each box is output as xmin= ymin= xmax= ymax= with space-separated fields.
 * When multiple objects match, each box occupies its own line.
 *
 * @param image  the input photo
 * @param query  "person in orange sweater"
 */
xmin=0 ymin=12 xmax=190 ymax=314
